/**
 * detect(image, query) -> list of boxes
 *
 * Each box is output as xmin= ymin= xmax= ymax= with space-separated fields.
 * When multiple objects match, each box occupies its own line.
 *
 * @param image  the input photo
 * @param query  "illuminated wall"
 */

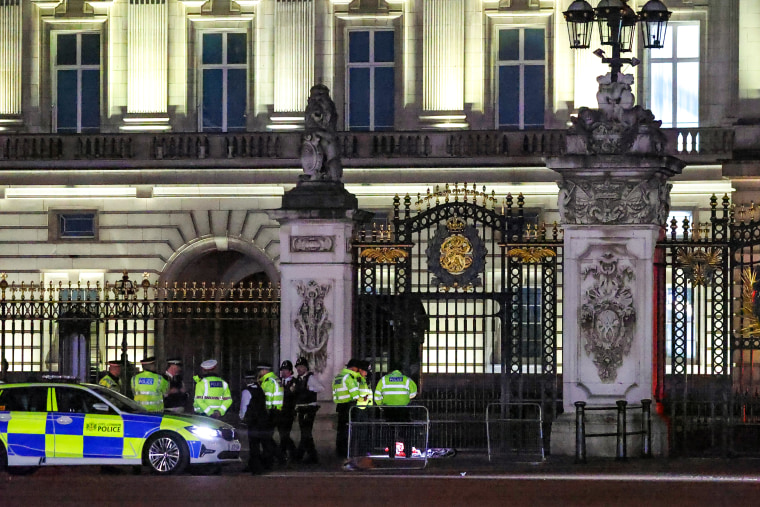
xmin=127 ymin=0 xmax=168 ymax=114
xmin=274 ymin=0 xmax=315 ymax=113
xmin=423 ymin=0 xmax=464 ymax=112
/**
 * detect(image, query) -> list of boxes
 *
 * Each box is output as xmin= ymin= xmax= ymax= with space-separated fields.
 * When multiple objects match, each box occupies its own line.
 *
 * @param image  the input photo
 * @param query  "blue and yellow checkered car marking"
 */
xmin=0 ymin=385 xmax=205 ymax=462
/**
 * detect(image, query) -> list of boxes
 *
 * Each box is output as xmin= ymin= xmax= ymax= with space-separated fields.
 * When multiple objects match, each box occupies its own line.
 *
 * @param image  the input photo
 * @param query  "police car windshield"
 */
xmin=89 ymin=385 xmax=150 ymax=413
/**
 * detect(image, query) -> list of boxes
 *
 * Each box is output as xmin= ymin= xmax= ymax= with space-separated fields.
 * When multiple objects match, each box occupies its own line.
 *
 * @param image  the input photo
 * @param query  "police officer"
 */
xmin=193 ymin=359 xmax=232 ymax=419
xmin=332 ymin=358 xmax=363 ymax=458
xmin=99 ymin=360 xmax=122 ymax=392
xmin=131 ymin=356 xmax=169 ymax=412
xmin=356 ymin=360 xmax=373 ymax=409
xmin=163 ymin=357 xmax=187 ymax=413
xmin=374 ymin=363 xmax=418 ymax=458
xmin=277 ymin=360 xmax=297 ymax=463
xmin=293 ymin=356 xmax=323 ymax=464
xmin=239 ymin=368 xmax=276 ymax=475
xmin=258 ymin=362 xmax=285 ymax=465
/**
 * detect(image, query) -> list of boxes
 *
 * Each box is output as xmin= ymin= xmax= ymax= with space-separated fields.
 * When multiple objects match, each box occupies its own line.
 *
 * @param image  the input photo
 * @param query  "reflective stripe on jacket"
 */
xmin=332 ymin=368 xmax=361 ymax=404
xmin=193 ymin=375 xmax=233 ymax=416
xmin=374 ymin=370 xmax=418 ymax=406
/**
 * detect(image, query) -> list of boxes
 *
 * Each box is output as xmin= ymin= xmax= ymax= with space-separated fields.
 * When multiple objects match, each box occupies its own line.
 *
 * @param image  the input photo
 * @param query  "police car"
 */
xmin=0 ymin=381 xmax=241 ymax=475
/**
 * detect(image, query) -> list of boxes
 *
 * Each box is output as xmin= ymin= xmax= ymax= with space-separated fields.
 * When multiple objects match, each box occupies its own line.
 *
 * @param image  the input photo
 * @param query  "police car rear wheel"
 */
xmin=144 ymin=432 xmax=189 ymax=475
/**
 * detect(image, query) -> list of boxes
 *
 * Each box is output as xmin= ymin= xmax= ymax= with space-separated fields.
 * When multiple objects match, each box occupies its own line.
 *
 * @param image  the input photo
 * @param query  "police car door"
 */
xmin=0 ymin=386 xmax=51 ymax=462
xmin=51 ymin=386 xmax=129 ymax=461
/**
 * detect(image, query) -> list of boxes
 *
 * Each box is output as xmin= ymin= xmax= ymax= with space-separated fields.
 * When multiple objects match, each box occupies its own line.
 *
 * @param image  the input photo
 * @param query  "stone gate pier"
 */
xmin=546 ymin=73 xmax=685 ymax=457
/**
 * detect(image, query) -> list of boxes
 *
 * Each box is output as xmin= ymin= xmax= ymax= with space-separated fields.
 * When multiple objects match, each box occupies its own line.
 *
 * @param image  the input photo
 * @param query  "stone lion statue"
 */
xmin=300 ymin=84 xmax=342 ymax=182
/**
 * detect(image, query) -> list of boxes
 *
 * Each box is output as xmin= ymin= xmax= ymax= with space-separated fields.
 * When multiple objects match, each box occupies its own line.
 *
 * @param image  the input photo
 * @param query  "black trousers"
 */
xmin=247 ymin=428 xmax=276 ymax=474
xmin=335 ymin=402 xmax=355 ymax=458
xmin=277 ymin=410 xmax=297 ymax=459
xmin=296 ymin=405 xmax=319 ymax=461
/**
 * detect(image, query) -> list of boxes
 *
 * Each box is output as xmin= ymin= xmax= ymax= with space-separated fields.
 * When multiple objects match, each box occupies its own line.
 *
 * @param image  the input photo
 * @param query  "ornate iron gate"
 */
xmin=0 ymin=273 xmax=280 ymax=400
xmin=353 ymin=185 xmax=562 ymax=451
xmin=658 ymin=195 xmax=760 ymax=456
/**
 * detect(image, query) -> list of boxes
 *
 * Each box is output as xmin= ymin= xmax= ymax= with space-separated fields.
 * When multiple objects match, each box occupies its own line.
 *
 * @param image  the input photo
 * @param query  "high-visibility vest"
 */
xmin=357 ymin=376 xmax=373 ymax=408
xmin=99 ymin=373 xmax=121 ymax=392
xmin=131 ymin=371 xmax=169 ymax=412
xmin=193 ymin=375 xmax=233 ymax=416
xmin=374 ymin=370 xmax=418 ymax=406
xmin=332 ymin=368 xmax=361 ymax=404
xmin=260 ymin=371 xmax=284 ymax=411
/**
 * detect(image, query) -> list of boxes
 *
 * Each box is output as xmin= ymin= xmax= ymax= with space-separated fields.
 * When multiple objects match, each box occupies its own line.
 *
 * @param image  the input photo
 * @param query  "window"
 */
xmin=347 ymin=29 xmax=395 ymax=131
xmin=648 ymin=22 xmax=699 ymax=128
xmin=200 ymin=32 xmax=247 ymax=132
xmin=54 ymin=32 xmax=100 ymax=133
xmin=0 ymin=387 xmax=48 ymax=412
xmin=49 ymin=211 xmax=98 ymax=241
xmin=497 ymin=28 xmax=545 ymax=130
xmin=55 ymin=387 xmax=103 ymax=414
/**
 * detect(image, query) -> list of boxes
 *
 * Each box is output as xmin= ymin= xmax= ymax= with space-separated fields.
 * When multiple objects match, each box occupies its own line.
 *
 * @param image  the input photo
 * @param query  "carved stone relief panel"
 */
xmin=580 ymin=250 xmax=636 ymax=382
xmin=294 ymin=280 xmax=332 ymax=373
xmin=290 ymin=235 xmax=335 ymax=253
xmin=558 ymin=176 xmax=671 ymax=226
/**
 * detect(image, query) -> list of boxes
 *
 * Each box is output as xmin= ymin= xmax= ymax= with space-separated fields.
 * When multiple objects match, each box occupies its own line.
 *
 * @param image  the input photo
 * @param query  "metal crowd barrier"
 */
xmin=575 ymin=399 xmax=652 ymax=463
xmin=486 ymin=402 xmax=545 ymax=463
xmin=348 ymin=405 xmax=430 ymax=469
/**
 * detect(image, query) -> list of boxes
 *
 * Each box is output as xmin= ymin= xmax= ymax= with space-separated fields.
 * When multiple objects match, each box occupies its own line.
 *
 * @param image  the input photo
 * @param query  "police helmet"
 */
xmin=295 ymin=357 xmax=309 ymax=370
xmin=280 ymin=360 xmax=293 ymax=371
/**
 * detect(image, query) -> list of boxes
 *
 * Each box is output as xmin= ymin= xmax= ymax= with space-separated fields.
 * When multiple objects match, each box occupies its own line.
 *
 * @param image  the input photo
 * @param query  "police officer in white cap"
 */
xmin=193 ymin=359 xmax=232 ymax=419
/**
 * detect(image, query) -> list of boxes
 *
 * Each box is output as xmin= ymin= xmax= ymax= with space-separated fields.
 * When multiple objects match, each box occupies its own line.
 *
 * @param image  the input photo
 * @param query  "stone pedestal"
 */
xmin=271 ymin=183 xmax=369 ymax=400
xmin=546 ymin=154 xmax=684 ymax=457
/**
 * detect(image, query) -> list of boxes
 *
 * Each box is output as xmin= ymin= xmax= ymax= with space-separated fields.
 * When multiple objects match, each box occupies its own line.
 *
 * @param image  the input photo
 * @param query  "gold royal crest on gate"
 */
xmin=426 ymin=216 xmax=486 ymax=290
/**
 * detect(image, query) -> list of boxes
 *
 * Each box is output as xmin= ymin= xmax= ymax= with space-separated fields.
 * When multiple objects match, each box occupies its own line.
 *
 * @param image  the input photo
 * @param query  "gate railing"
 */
xmin=0 ymin=273 xmax=280 ymax=396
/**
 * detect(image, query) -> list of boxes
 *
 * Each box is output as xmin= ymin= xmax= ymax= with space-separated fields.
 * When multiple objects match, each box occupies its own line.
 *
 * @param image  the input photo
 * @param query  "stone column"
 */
xmin=0 ymin=0 xmax=21 ymax=131
xmin=545 ymin=73 xmax=684 ymax=457
xmin=271 ymin=84 xmax=369 ymax=398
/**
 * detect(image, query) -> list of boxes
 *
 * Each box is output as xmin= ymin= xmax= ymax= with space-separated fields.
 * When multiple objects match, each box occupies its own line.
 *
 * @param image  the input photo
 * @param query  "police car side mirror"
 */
xmin=92 ymin=403 xmax=110 ymax=412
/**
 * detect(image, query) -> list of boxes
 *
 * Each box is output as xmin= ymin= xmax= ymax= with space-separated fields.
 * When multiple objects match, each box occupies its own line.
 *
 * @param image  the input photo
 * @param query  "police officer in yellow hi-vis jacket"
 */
xmin=99 ymin=360 xmax=122 ymax=392
xmin=131 ymin=356 xmax=169 ymax=412
xmin=374 ymin=363 xmax=418 ymax=458
xmin=332 ymin=358 xmax=363 ymax=458
xmin=193 ymin=359 xmax=232 ymax=419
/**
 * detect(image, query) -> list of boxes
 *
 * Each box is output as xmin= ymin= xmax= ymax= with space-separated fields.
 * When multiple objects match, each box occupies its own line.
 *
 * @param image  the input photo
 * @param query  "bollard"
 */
xmin=616 ymin=400 xmax=627 ymax=460
xmin=641 ymin=399 xmax=652 ymax=458
xmin=575 ymin=401 xmax=586 ymax=464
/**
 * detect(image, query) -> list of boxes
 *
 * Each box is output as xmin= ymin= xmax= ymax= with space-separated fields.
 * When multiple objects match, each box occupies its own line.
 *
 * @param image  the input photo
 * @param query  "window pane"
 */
xmin=60 ymin=213 xmax=95 ymax=238
xmin=81 ymin=70 xmax=100 ymax=130
xmin=650 ymin=30 xmax=672 ymax=59
xmin=203 ymin=33 xmax=223 ymax=65
xmin=57 ymin=34 xmax=77 ymax=66
xmin=498 ymin=29 xmax=519 ymax=61
xmin=80 ymin=33 xmax=100 ymax=66
xmin=676 ymin=61 xmax=699 ymax=127
xmin=498 ymin=66 xmax=519 ymax=128
xmin=374 ymin=67 xmax=394 ymax=130
xmin=524 ymin=66 xmax=545 ymax=128
xmin=349 ymin=31 xmax=370 ymax=63
xmin=650 ymin=62 xmax=673 ymax=127
xmin=524 ymin=29 xmax=545 ymax=61
xmin=349 ymin=68 xmax=370 ymax=131
xmin=676 ymin=24 xmax=699 ymax=58
xmin=57 ymin=70 xmax=78 ymax=133
xmin=374 ymin=31 xmax=394 ymax=63
xmin=227 ymin=68 xmax=247 ymax=131
xmin=227 ymin=33 xmax=247 ymax=65
xmin=202 ymin=69 xmax=223 ymax=132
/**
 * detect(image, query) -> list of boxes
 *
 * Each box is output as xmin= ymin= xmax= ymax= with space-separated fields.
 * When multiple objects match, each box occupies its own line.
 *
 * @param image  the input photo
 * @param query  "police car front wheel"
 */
xmin=144 ymin=432 xmax=189 ymax=475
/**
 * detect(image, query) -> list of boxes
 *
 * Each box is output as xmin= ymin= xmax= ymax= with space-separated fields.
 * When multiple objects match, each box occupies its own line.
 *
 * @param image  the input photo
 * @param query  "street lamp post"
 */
xmin=564 ymin=0 xmax=671 ymax=82
xmin=114 ymin=271 xmax=135 ymax=395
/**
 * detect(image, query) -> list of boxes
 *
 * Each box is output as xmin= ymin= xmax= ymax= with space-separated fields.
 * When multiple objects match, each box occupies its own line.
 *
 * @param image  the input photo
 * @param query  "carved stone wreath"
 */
xmin=580 ymin=252 xmax=636 ymax=382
